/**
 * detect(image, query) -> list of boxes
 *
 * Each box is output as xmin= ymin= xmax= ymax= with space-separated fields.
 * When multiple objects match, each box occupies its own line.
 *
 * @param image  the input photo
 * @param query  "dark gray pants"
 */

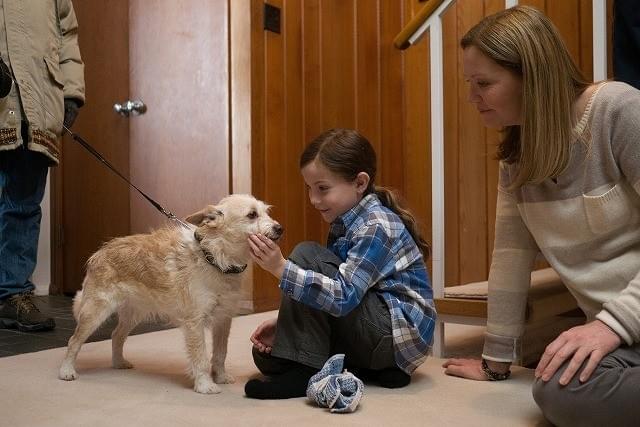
xmin=253 ymin=241 xmax=396 ymax=374
xmin=532 ymin=343 xmax=640 ymax=426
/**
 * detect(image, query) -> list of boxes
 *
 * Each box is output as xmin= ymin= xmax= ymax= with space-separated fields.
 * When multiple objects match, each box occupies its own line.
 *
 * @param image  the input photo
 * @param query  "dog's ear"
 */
xmin=184 ymin=208 xmax=206 ymax=226
xmin=184 ymin=205 xmax=222 ymax=226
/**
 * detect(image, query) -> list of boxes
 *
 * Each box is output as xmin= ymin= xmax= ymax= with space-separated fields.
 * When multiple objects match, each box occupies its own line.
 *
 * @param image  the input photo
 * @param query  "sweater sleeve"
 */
xmin=482 ymin=164 xmax=540 ymax=362
xmin=596 ymin=83 xmax=640 ymax=345
xmin=57 ymin=0 xmax=85 ymax=104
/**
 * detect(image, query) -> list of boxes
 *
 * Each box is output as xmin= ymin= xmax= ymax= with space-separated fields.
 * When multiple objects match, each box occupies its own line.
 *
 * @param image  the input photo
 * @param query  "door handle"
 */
xmin=114 ymin=100 xmax=147 ymax=117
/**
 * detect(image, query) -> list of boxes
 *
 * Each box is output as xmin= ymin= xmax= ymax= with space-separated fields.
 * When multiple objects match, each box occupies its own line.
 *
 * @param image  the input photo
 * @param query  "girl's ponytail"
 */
xmin=374 ymin=186 xmax=430 ymax=258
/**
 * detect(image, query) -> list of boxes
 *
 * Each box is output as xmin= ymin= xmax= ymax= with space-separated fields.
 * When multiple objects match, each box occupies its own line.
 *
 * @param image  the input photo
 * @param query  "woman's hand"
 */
xmin=248 ymin=234 xmax=286 ymax=279
xmin=535 ymin=319 xmax=621 ymax=385
xmin=442 ymin=358 xmax=510 ymax=381
xmin=250 ymin=318 xmax=277 ymax=353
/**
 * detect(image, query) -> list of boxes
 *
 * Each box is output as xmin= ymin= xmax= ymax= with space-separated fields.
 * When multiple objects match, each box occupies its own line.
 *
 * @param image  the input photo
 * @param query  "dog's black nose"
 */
xmin=273 ymin=224 xmax=283 ymax=237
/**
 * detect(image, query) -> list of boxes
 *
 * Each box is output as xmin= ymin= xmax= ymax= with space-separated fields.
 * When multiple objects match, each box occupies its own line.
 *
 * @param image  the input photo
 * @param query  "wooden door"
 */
xmin=56 ymin=0 xmax=231 ymax=294
xmin=53 ymin=0 xmax=130 ymax=295
xmin=129 ymin=0 xmax=230 ymax=233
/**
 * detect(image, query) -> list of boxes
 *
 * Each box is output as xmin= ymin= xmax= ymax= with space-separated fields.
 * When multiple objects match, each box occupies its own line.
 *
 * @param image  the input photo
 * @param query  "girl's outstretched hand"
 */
xmin=248 ymin=234 xmax=286 ymax=279
xmin=250 ymin=318 xmax=277 ymax=353
xmin=442 ymin=358 xmax=489 ymax=381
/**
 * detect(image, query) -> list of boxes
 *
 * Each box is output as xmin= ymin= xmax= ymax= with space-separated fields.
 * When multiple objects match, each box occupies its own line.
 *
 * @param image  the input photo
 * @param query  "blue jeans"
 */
xmin=0 ymin=146 xmax=49 ymax=300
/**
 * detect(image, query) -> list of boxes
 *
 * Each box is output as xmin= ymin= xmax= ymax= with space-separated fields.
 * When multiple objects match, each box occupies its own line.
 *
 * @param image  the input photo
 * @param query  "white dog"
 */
xmin=58 ymin=194 xmax=282 ymax=394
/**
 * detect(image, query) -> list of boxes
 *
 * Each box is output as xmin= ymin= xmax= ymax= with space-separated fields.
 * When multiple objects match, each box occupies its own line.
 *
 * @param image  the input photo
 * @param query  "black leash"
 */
xmin=69 ymin=132 xmax=189 ymax=228
xmin=1 ymin=67 xmax=190 ymax=229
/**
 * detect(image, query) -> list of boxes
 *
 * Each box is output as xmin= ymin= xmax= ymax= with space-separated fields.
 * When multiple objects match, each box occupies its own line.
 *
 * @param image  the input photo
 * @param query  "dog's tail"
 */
xmin=72 ymin=290 xmax=84 ymax=320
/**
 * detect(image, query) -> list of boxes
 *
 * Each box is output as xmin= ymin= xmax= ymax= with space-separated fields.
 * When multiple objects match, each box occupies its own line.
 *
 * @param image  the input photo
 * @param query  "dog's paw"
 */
xmin=59 ymin=365 xmax=78 ymax=381
xmin=213 ymin=372 xmax=235 ymax=384
xmin=112 ymin=359 xmax=134 ymax=369
xmin=194 ymin=377 xmax=222 ymax=394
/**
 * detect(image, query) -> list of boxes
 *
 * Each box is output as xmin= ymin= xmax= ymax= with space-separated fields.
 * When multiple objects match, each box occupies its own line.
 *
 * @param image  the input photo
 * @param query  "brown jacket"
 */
xmin=0 ymin=0 xmax=85 ymax=164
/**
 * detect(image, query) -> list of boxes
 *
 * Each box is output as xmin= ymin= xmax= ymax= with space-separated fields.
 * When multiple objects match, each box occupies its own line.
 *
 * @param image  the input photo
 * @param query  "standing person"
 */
xmin=244 ymin=128 xmax=436 ymax=399
xmin=613 ymin=0 xmax=640 ymax=89
xmin=0 ymin=0 xmax=85 ymax=331
xmin=441 ymin=6 xmax=640 ymax=426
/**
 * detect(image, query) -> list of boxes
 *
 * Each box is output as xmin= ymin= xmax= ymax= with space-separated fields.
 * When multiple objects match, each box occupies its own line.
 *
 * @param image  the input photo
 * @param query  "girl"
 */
xmin=442 ymin=6 xmax=640 ymax=426
xmin=245 ymin=128 xmax=436 ymax=399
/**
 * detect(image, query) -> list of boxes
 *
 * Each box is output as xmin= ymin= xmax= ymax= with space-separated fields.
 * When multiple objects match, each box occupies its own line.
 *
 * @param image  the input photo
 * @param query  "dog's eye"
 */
xmin=247 ymin=211 xmax=258 ymax=219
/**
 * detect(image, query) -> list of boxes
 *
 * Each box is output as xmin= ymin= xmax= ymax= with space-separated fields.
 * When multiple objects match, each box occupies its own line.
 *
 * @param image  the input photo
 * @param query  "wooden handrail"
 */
xmin=393 ymin=0 xmax=445 ymax=50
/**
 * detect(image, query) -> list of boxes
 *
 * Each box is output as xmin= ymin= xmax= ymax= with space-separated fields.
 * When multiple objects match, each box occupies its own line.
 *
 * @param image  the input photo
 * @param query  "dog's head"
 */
xmin=184 ymin=194 xmax=283 ymax=267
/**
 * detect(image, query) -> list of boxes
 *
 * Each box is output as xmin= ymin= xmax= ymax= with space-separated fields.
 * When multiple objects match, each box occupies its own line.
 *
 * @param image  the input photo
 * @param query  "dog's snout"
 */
xmin=272 ymin=224 xmax=283 ymax=238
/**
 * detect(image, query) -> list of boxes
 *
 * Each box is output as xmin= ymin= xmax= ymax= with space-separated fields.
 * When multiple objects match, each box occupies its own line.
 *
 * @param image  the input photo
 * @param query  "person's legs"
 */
xmin=532 ymin=343 xmax=640 ymax=426
xmin=245 ymin=241 xmax=341 ymax=399
xmin=0 ymin=145 xmax=54 ymax=331
xmin=332 ymin=290 xmax=410 ymax=388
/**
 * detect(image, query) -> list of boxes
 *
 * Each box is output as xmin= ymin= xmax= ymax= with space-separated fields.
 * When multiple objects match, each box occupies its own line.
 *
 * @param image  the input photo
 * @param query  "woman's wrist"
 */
xmin=482 ymin=359 xmax=512 ymax=381
xmin=484 ymin=359 xmax=511 ymax=373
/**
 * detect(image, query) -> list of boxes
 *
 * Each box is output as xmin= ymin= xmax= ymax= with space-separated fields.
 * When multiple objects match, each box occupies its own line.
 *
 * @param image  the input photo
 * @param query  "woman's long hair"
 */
xmin=300 ymin=128 xmax=430 ymax=257
xmin=461 ymin=6 xmax=591 ymax=189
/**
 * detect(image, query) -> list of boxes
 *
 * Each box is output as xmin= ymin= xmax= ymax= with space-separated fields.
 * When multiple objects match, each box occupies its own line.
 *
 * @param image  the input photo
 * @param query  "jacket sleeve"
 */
xmin=57 ymin=0 xmax=85 ymax=104
xmin=482 ymin=164 xmax=540 ymax=362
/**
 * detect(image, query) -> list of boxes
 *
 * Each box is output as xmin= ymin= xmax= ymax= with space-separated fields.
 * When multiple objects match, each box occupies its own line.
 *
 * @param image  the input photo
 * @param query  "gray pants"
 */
xmin=253 ymin=241 xmax=397 ymax=374
xmin=532 ymin=343 xmax=640 ymax=426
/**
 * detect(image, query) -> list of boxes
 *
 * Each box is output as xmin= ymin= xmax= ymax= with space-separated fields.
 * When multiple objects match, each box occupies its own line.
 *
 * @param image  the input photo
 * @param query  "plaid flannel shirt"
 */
xmin=280 ymin=194 xmax=436 ymax=373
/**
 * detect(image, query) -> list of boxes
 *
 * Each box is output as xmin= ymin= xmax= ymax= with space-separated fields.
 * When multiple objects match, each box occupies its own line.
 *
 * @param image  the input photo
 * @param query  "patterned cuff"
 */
xmin=279 ymin=260 xmax=303 ymax=300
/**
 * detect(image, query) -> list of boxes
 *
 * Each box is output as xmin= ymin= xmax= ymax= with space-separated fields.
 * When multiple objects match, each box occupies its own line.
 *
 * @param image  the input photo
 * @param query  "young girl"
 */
xmin=245 ymin=128 xmax=436 ymax=399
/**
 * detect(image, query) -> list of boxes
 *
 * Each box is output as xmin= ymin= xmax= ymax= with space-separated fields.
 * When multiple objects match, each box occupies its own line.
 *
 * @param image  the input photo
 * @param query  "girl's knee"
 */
xmin=289 ymin=241 xmax=324 ymax=262
xmin=288 ymin=241 xmax=337 ymax=273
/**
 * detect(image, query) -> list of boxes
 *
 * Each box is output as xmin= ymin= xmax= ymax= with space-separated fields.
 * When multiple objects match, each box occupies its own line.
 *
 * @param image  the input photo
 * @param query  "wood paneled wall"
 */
xmin=247 ymin=0 xmax=609 ymax=311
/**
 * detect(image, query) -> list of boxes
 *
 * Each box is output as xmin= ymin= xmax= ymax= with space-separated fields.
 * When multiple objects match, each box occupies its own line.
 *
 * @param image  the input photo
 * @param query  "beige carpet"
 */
xmin=0 ymin=311 xmax=549 ymax=426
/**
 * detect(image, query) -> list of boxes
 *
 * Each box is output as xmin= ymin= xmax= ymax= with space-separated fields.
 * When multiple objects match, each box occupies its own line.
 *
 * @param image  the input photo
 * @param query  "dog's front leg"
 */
xmin=210 ymin=315 xmax=234 ymax=384
xmin=182 ymin=320 xmax=220 ymax=394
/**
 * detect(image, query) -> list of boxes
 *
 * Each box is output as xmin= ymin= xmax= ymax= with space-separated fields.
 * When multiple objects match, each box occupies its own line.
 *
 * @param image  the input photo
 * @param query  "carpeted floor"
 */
xmin=0 ymin=310 xmax=549 ymax=427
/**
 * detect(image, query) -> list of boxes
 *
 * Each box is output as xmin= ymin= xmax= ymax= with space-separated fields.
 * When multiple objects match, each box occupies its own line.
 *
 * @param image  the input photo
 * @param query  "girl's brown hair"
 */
xmin=300 ymin=128 xmax=430 ymax=257
xmin=461 ymin=6 xmax=591 ymax=189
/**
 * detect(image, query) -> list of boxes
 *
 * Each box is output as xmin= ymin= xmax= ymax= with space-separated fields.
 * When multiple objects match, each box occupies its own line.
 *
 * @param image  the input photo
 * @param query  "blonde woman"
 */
xmin=442 ymin=6 xmax=640 ymax=426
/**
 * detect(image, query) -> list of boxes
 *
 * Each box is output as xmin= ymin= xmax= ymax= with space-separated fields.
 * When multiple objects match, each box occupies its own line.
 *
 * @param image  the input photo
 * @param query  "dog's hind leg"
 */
xmin=111 ymin=306 xmax=137 ymax=369
xmin=182 ymin=320 xmax=220 ymax=394
xmin=210 ymin=315 xmax=234 ymax=384
xmin=59 ymin=295 xmax=116 ymax=381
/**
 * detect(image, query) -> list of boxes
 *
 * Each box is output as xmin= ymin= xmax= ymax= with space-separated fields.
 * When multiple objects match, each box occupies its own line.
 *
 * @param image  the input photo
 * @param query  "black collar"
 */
xmin=195 ymin=232 xmax=247 ymax=274
xmin=201 ymin=248 xmax=247 ymax=274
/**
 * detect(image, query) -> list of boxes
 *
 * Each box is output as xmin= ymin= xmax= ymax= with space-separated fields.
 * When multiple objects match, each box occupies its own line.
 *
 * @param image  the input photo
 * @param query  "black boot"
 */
xmin=245 ymin=363 xmax=317 ymax=399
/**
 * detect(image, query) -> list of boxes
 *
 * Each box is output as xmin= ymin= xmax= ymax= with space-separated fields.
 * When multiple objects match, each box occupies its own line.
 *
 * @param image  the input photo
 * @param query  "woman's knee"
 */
xmin=532 ymin=375 xmax=600 ymax=426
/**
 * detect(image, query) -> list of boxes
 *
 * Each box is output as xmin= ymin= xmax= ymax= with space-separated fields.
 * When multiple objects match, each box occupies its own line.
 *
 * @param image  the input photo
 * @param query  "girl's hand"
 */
xmin=535 ymin=320 xmax=621 ymax=385
xmin=443 ymin=358 xmax=511 ymax=381
xmin=248 ymin=234 xmax=287 ymax=279
xmin=250 ymin=318 xmax=277 ymax=353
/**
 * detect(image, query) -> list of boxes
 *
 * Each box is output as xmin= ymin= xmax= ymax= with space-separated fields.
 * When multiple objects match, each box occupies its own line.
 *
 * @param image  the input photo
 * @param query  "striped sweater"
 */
xmin=483 ymin=81 xmax=640 ymax=362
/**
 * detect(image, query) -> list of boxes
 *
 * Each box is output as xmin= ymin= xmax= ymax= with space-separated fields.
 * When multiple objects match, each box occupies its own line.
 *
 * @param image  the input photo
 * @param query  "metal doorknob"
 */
xmin=114 ymin=100 xmax=147 ymax=117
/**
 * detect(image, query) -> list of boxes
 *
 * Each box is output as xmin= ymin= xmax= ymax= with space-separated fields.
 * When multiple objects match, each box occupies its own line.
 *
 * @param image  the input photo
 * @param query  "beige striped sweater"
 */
xmin=483 ymin=81 xmax=640 ymax=362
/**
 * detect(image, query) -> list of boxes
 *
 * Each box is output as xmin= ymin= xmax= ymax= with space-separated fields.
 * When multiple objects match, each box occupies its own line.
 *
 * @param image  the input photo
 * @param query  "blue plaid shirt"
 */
xmin=280 ymin=194 xmax=436 ymax=373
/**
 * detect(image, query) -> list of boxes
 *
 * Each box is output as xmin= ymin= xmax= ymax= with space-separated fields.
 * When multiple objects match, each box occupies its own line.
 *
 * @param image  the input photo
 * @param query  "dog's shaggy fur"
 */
xmin=58 ymin=194 xmax=282 ymax=394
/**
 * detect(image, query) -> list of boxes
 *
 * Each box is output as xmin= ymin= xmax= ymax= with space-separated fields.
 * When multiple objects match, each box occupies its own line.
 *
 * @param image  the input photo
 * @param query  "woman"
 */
xmin=442 ymin=6 xmax=640 ymax=426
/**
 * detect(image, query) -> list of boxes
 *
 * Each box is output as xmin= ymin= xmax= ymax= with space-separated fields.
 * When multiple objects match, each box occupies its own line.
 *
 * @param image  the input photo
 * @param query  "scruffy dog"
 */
xmin=58 ymin=194 xmax=282 ymax=394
